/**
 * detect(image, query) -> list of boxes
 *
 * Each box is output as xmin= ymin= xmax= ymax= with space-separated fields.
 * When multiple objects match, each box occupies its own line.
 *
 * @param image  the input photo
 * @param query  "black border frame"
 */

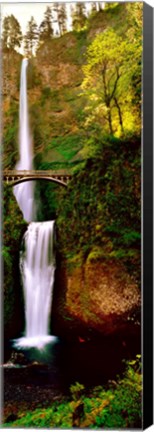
xmin=143 ymin=2 xmax=153 ymax=429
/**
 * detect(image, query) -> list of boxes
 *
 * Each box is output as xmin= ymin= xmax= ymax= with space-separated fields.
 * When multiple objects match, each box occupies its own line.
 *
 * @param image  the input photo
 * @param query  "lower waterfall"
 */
xmin=14 ymin=221 xmax=56 ymax=349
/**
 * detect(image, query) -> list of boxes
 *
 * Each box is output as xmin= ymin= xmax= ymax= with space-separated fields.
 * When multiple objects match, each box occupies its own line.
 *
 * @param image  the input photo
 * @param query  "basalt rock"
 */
xmin=53 ymin=255 xmax=141 ymax=339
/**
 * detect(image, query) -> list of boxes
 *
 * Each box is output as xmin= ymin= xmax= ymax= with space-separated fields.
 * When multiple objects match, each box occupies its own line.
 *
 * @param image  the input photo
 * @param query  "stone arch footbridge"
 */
xmin=3 ymin=170 xmax=72 ymax=187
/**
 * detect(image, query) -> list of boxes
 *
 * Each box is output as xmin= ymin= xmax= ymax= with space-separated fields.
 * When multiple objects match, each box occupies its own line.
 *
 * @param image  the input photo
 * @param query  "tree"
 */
xmin=57 ymin=4 xmax=67 ymax=36
xmin=24 ymin=16 xmax=38 ymax=56
xmin=51 ymin=3 xmax=67 ymax=36
xmin=52 ymin=3 xmax=60 ymax=35
xmin=82 ymin=30 xmax=125 ymax=134
xmin=39 ymin=6 xmax=53 ymax=42
xmin=2 ymin=15 xmax=22 ymax=50
xmin=81 ymin=27 xmax=141 ymax=136
xmin=72 ymin=3 xmax=87 ymax=31
xmin=91 ymin=3 xmax=97 ymax=14
xmin=126 ymin=3 xmax=142 ymax=123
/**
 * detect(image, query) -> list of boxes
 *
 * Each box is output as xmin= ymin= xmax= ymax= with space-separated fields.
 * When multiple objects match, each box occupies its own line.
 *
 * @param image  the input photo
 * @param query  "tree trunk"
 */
xmin=108 ymin=108 xmax=113 ymax=135
xmin=114 ymin=97 xmax=124 ymax=134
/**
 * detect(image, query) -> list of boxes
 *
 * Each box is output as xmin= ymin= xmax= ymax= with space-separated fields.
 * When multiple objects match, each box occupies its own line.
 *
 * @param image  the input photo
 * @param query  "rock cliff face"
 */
xmin=2 ymin=50 xmax=21 ymax=98
xmin=52 ymin=256 xmax=141 ymax=339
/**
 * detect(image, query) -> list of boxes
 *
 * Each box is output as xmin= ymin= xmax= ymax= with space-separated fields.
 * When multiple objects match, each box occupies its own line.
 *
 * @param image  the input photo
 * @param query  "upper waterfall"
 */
xmin=13 ymin=58 xmax=36 ymax=222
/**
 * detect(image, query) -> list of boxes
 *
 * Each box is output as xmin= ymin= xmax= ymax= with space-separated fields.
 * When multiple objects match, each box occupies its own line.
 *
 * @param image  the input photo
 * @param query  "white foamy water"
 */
xmin=12 ymin=59 xmax=56 ymax=350
xmin=14 ymin=335 xmax=57 ymax=350
xmin=13 ymin=58 xmax=35 ymax=222
xmin=14 ymin=221 xmax=56 ymax=349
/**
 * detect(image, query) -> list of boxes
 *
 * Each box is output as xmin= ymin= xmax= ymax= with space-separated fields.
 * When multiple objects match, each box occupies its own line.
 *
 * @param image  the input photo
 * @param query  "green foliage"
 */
xmin=81 ymin=4 xmax=142 ymax=137
xmin=105 ymin=3 xmax=120 ymax=11
xmin=57 ymin=136 xmax=141 ymax=280
xmin=33 ymin=132 xmax=83 ymax=220
xmin=33 ymin=134 xmax=83 ymax=171
xmin=3 ymin=356 xmax=141 ymax=429
xmin=70 ymin=382 xmax=85 ymax=401
xmin=86 ymin=246 xmax=106 ymax=263
xmin=126 ymin=3 xmax=142 ymax=121
xmin=46 ymin=135 xmax=82 ymax=162
xmin=40 ymin=86 xmax=52 ymax=104
xmin=3 ymin=186 xmax=27 ymax=338
xmin=34 ymin=181 xmax=59 ymax=221
xmin=82 ymin=28 xmax=128 ymax=134
xmin=3 ymin=100 xmax=19 ymax=168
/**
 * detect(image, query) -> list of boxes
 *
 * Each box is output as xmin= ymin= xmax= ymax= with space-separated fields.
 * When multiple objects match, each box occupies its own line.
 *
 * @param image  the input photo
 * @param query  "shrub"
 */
xmin=3 ymin=356 xmax=142 ymax=429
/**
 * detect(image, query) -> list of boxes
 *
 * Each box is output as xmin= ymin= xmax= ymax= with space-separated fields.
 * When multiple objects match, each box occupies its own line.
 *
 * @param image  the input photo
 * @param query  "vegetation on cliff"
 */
xmin=3 ymin=186 xmax=27 ymax=339
xmin=57 ymin=136 xmax=140 ymax=274
xmin=56 ymin=135 xmax=141 ymax=330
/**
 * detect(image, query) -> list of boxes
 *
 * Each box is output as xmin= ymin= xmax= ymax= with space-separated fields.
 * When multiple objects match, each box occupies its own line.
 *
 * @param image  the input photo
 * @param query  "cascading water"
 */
xmin=15 ymin=221 xmax=56 ymax=349
xmin=13 ymin=59 xmax=56 ymax=349
xmin=13 ymin=58 xmax=35 ymax=222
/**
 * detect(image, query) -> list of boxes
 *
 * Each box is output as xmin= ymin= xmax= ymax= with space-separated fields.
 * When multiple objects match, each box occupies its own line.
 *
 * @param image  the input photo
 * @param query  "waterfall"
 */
xmin=13 ymin=59 xmax=56 ymax=350
xmin=15 ymin=222 xmax=56 ymax=349
xmin=13 ymin=58 xmax=35 ymax=222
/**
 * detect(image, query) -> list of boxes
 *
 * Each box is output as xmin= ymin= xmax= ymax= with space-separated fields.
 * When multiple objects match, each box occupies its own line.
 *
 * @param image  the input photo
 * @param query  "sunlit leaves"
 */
xmin=81 ymin=14 xmax=142 ymax=138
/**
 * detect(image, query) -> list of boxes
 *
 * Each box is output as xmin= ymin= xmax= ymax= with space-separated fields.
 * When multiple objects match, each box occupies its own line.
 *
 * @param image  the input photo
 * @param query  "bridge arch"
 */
xmin=3 ymin=170 xmax=72 ymax=187
xmin=11 ymin=176 xmax=68 ymax=187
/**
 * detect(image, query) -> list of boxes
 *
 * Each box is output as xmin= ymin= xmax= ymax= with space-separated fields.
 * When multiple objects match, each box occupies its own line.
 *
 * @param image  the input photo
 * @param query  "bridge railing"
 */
xmin=3 ymin=169 xmax=72 ymax=177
